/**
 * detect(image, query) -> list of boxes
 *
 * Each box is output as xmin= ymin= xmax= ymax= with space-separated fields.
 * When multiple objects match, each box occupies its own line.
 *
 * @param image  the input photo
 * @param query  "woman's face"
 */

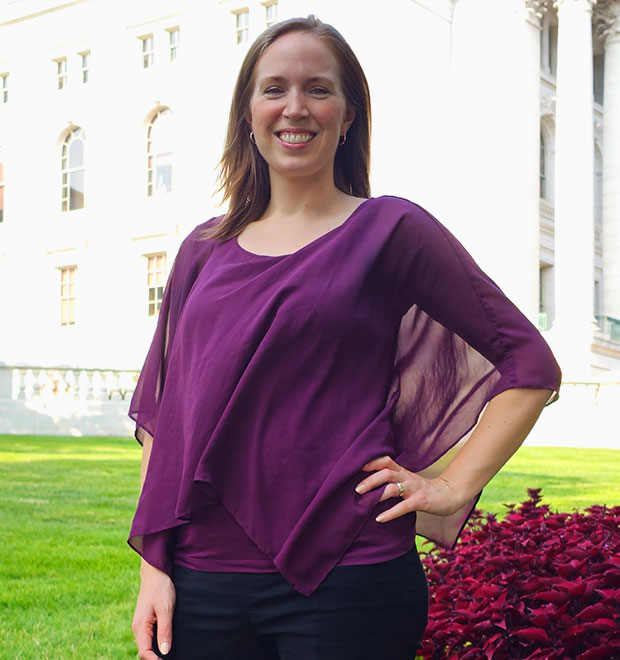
xmin=246 ymin=31 xmax=355 ymax=185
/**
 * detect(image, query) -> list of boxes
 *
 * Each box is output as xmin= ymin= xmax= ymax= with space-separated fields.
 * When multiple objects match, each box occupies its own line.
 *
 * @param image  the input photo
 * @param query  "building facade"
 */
xmin=0 ymin=0 xmax=619 ymax=438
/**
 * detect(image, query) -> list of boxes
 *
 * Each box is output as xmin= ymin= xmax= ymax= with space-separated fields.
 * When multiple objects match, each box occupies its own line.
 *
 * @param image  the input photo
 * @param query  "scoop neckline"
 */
xmin=232 ymin=197 xmax=375 ymax=259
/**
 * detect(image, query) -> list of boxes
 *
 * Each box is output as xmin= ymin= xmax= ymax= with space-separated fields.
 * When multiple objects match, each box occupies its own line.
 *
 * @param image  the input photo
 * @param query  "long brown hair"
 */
xmin=199 ymin=15 xmax=371 ymax=242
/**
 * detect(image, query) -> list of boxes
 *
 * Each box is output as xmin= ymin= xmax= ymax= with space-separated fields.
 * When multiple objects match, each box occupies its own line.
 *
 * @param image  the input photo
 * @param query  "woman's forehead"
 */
xmin=253 ymin=32 xmax=340 ymax=82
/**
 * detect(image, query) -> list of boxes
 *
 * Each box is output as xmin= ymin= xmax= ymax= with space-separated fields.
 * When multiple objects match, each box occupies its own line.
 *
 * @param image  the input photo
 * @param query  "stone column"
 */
xmin=449 ymin=0 xmax=541 ymax=323
xmin=551 ymin=0 xmax=598 ymax=378
xmin=594 ymin=1 xmax=620 ymax=321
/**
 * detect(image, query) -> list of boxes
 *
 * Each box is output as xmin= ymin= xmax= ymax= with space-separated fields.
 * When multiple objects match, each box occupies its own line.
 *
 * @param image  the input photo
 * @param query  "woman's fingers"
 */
xmin=133 ymin=617 xmax=160 ymax=660
xmin=155 ymin=602 xmax=174 ymax=656
xmin=377 ymin=482 xmax=406 ymax=502
xmin=362 ymin=455 xmax=399 ymax=471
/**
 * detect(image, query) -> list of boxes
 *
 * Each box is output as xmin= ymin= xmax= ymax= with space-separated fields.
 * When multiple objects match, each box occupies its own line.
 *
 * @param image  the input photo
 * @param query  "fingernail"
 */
xmin=355 ymin=484 xmax=365 ymax=493
xmin=160 ymin=642 xmax=170 ymax=655
xmin=376 ymin=514 xmax=386 ymax=522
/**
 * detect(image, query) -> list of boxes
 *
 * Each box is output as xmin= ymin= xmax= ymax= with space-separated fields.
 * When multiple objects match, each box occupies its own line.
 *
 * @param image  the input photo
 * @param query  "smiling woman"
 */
xmin=127 ymin=15 xmax=561 ymax=660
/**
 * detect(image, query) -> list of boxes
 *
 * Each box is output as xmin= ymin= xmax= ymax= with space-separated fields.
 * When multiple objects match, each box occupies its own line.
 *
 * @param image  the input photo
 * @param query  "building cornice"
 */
xmin=0 ymin=0 xmax=89 ymax=28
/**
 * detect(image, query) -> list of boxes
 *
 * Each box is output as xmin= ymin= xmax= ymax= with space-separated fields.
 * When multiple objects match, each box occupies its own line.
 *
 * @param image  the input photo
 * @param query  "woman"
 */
xmin=129 ymin=15 xmax=561 ymax=660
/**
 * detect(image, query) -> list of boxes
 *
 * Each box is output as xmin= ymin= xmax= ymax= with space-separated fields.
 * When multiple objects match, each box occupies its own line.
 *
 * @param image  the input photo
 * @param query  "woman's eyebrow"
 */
xmin=257 ymin=75 xmax=334 ymax=86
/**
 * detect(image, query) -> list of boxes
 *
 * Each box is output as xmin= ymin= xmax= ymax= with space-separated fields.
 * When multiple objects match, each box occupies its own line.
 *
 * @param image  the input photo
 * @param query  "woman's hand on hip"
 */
xmin=132 ymin=560 xmax=176 ymax=660
xmin=355 ymin=455 xmax=464 ymax=521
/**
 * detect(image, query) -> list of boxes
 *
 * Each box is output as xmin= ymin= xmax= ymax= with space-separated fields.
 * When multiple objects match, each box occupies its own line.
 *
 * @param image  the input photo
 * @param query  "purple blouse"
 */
xmin=127 ymin=195 xmax=561 ymax=597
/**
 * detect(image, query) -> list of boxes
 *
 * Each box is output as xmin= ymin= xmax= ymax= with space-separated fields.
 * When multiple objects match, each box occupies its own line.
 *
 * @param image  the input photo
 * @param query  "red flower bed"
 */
xmin=418 ymin=490 xmax=620 ymax=660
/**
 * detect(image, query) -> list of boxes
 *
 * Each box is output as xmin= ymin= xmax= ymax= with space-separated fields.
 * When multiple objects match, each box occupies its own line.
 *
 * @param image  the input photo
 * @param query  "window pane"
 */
xmin=0 ymin=185 xmax=4 ymax=223
xmin=69 ymin=139 xmax=84 ymax=168
xmin=83 ymin=70 xmax=88 ymax=83
xmin=148 ymin=287 xmax=155 ymax=301
xmin=69 ymin=170 xmax=85 ymax=209
xmin=154 ymin=153 xmax=172 ymax=194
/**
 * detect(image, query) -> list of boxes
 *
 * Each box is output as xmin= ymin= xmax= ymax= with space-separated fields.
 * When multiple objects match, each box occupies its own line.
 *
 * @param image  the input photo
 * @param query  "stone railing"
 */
xmin=0 ymin=365 xmax=139 ymax=403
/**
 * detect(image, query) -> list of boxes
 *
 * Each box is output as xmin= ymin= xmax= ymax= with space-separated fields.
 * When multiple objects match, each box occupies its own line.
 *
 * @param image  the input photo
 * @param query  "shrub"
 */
xmin=419 ymin=489 xmax=620 ymax=660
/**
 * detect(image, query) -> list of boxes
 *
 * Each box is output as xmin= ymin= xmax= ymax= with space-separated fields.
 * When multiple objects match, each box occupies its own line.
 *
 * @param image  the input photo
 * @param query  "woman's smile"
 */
xmin=275 ymin=130 xmax=317 ymax=148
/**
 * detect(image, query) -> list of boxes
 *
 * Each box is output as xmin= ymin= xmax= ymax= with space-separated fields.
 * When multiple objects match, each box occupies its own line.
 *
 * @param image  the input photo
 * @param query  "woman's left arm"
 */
xmin=356 ymin=386 xmax=553 ymax=521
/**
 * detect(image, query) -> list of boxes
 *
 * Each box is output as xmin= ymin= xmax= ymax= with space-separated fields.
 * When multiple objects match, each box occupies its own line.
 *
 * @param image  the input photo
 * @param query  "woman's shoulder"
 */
xmin=370 ymin=195 xmax=436 ymax=221
xmin=170 ymin=215 xmax=225 ymax=271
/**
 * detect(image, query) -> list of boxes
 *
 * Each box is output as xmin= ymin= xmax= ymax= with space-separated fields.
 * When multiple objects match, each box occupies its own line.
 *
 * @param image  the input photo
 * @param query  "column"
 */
xmin=449 ymin=0 xmax=541 ymax=322
xmin=551 ymin=0 xmax=598 ymax=378
xmin=595 ymin=1 xmax=620 ymax=322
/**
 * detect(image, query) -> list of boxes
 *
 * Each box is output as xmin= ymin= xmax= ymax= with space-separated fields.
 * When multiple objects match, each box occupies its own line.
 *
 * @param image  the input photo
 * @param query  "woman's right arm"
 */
xmin=131 ymin=430 xmax=176 ymax=659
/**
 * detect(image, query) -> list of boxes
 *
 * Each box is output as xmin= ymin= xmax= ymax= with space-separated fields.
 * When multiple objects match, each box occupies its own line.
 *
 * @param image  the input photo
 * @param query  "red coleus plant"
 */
xmin=418 ymin=489 xmax=620 ymax=660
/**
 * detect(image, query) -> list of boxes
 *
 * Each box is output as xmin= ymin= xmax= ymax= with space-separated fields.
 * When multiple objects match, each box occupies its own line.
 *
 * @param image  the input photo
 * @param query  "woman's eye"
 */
xmin=310 ymin=87 xmax=329 ymax=95
xmin=264 ymin=87 xmax=283 ymax=95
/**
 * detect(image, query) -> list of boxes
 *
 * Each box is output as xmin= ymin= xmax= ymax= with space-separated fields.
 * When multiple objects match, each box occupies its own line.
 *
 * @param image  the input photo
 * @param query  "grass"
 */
xmin=1 ymin=435 xmax=618 ymax=659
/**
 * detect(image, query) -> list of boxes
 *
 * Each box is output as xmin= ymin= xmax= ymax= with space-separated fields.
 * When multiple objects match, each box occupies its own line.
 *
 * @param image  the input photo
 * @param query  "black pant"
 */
xmin=158 ymin=546 xmax=429 ymax=660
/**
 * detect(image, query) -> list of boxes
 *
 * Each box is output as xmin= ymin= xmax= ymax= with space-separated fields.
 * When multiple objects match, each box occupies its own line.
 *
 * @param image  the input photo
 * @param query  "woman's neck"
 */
xmin=264 ymin=170 xmax=351 ymax=222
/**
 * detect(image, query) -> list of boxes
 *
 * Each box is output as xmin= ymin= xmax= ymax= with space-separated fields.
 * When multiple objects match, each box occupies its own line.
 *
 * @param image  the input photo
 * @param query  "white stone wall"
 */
xmin=1 ymin=0 xmax=619 ymax=436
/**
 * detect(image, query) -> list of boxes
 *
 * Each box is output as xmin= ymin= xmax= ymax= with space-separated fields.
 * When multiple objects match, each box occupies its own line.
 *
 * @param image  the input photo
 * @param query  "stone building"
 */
xmin=0 ymin=0 xmax=618 ymax=439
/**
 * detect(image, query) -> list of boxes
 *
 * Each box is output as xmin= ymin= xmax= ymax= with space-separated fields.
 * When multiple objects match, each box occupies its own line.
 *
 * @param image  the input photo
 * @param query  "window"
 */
xmin=264 ymin=2 xmax=277 ymax=28
xmin=539 ymin=131 xmax=546 ymax=200
xmin=80 ymin=51 xmax=90 ymax=83
xmin=1 ymin=74 xmax=7 ymax=103
xmin=147 ymin=108 xmax=173 ymax=197
xmin=548 ymin=25 xmax=558 ymax=76
xmin=147 ymin=254 xmax=167 ymax=316
xmin=235 ymin=10 xmax=249 ymax=44
xmin=168 ymin=27 xmax=180 ymax=61
xmin=60 ymin=266 xmax=77 ymax=325
xmin=56 ymin=58 xmax=67 ymax=89
xmin=61 ymin=128 xmax=86 ymax=211
xmin=593 ymin=54 xmax=604 ymax=105
xmin=0 ymin=161 xmax=4 ymax=223
xmin=141 ymin=35 xmax=154 ymax=68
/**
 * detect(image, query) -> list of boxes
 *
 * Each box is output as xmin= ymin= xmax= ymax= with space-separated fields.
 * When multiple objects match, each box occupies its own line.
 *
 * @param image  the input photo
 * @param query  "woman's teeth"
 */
xmin=279 ymin=132 xmax=314 ymax=144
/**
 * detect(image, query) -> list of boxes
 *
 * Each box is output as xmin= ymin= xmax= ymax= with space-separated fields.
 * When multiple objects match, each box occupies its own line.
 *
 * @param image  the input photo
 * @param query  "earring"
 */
xmin=250 ymin=131 xmax=257 ymax=145
xmin=338 ymin=133 xmax=347 ymax=146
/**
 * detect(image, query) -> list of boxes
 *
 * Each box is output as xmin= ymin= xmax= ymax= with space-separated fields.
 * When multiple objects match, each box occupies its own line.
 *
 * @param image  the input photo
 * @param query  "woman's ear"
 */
xmin=342 ymin=106 xmax=355 ymax=134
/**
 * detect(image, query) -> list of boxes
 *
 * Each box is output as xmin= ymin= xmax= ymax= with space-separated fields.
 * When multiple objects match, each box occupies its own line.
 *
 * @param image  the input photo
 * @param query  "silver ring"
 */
xmin=395 ymin=481 xmax=405 ymax=496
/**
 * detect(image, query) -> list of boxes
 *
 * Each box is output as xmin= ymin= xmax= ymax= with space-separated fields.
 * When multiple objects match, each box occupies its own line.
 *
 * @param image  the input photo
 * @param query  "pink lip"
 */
xmin=275 ymin=129 xmax=316 ymax=135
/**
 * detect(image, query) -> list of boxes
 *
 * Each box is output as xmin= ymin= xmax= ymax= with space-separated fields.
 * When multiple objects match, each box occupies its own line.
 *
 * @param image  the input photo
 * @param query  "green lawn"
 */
xmin=1 ymin=435 xmax=618 ymax=659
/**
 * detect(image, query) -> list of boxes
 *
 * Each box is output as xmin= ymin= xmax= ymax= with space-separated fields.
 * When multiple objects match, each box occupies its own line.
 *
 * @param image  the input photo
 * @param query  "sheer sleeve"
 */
xmin=384 ymin=200 xmax=561 ymax=548
xmin=128 ymin=219 xmax=219 ymax=445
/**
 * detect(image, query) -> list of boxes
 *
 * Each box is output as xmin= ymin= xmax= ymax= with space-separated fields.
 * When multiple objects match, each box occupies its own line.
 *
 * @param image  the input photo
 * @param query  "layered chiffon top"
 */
xmin=127 ymin=195 xmax=561 ymax=597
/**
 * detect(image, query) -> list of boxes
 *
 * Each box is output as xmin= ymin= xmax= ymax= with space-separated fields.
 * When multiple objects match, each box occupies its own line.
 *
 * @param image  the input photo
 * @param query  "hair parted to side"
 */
xmin=199 ymin=15 xmax=371 ymax=242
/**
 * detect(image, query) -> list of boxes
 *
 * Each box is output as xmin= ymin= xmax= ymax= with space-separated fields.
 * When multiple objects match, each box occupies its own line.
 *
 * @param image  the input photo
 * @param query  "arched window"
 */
xmin=61 ymin=128 xmax=85 ymax=211
xmin=147 ymin=108 xmax=173 ymax=196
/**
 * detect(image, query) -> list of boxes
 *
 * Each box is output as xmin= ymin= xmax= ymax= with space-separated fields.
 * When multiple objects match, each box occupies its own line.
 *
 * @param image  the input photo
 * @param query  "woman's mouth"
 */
xmin=276 ymin=131 xmax=316 ymax=144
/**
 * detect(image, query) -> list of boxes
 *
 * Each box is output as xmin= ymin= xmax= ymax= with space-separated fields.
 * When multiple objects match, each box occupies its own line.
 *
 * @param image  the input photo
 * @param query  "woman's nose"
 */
xmin=283 ymin=89 xmax=309 ymax=118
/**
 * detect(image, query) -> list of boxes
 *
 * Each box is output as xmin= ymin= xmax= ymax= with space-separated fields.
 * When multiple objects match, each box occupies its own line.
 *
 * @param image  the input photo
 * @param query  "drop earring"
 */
xmin=250 ymin=131 xmax=257 ymax=145
xmin=338 ymin=133 xmax=347 ymax=146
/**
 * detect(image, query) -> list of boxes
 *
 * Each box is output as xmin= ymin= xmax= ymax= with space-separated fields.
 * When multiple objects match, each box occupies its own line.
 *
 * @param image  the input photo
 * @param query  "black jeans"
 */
xmin=158 ymin=545 xmax=429 ymax=660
